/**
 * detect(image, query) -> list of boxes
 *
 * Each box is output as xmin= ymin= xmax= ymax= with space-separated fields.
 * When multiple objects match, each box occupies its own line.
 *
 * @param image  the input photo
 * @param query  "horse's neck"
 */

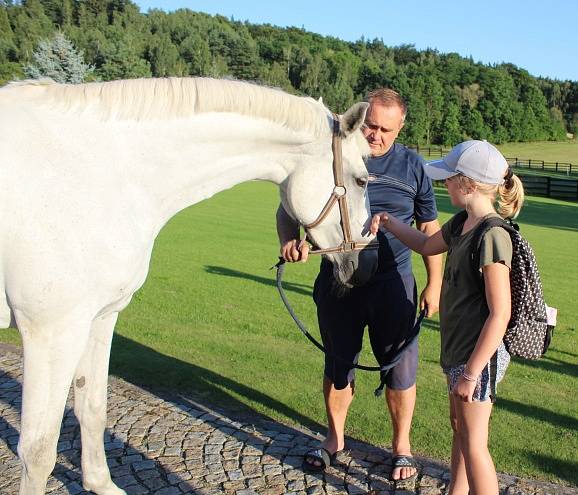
xmin=128 ymin=115 xmax=319 ymax=233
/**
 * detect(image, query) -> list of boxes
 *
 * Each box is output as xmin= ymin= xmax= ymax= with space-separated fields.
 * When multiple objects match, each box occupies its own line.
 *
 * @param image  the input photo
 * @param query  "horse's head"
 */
xmin=281 ymin=102 xmax=378 ymax=288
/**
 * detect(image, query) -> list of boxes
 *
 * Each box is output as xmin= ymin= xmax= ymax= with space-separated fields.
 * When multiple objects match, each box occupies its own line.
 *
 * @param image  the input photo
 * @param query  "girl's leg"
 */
xmin=454 ymin=398 xmax=497 ymax=495
xmin=447 ymin=393 xmax=469 ymax=495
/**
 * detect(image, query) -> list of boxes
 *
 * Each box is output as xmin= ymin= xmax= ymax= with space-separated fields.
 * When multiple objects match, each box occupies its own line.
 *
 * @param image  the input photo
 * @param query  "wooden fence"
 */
xmin=509 ymin=158 xmax=575 ymax=175
xmin=518 ymin=175 xmax=578 ymax=201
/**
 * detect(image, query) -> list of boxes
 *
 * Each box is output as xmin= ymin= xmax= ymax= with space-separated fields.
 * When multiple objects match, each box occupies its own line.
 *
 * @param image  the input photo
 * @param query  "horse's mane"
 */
xmin=7 ymin=77 xmax=331 ymax=137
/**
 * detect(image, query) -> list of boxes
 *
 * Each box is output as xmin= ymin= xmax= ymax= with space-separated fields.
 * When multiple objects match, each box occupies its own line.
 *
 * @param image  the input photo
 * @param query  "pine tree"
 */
xmin=24 ymin=31 xmax=93 ymax=83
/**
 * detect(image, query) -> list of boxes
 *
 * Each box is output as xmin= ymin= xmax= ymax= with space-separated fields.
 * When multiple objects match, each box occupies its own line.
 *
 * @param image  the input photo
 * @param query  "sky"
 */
xmin=132 ymin=0 xmax=578 ymax=82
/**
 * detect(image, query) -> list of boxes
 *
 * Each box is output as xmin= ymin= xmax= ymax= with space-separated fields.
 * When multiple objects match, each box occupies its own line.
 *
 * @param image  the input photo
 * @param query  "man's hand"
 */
xmin=419 ymin=282 xmax=440 ymax=317
xmin=280 ymin=239 xmax=310 ymax=263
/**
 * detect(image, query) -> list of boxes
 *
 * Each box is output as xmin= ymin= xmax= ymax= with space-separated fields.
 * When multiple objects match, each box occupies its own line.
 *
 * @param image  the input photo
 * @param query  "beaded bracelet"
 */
xmin=461 ymin=371 xmax=478 ymax=382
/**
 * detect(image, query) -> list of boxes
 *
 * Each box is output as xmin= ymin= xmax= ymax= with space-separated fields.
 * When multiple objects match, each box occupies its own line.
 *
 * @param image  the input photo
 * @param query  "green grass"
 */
xmin=2 ymin=182 xmax=577 ymax=486
xmin=495 ymin=140 xmax=578 ymax=165
xmin=417 ymin=140 xmax=578 ymax=165
xmin=418 ymin=140 xmax=578 ymax=177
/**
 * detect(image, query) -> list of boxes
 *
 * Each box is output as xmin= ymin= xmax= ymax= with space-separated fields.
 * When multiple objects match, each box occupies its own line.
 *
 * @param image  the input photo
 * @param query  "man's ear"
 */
xmin=340 ymin=102 xmax=369 ymax=136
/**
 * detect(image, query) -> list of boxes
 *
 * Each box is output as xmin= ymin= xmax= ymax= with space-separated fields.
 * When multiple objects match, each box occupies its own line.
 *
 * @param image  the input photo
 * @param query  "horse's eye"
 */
xmin=356 ymin=177 xmax=368 ymax=188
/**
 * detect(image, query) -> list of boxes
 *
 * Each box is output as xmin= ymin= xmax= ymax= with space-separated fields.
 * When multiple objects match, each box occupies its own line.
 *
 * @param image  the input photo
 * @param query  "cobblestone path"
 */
xmin=1 ymin=345 xmax=575 ymax=495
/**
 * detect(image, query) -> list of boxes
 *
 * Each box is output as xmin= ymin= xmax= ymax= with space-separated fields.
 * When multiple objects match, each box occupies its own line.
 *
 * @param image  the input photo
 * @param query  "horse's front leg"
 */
xmin=74 ymin=312 xmax=126 ymax=495
xmin=17 ymin=313 xmax=91 ymax=495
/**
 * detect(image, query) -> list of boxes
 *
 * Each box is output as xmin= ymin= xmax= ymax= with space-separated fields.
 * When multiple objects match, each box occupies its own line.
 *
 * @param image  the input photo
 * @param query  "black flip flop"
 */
xmin=302 ymin=447 xmax=335 ymax=472
xmin=390 ymin=454 xmax=417 ymax=481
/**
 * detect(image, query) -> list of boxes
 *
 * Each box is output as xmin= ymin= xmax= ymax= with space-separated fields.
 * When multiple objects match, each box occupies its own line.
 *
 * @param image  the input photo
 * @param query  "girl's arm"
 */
xmin=370 ymin=212 xmax=448 ymax=256
xmin=454 ymin=261 xmax=511 ymax=402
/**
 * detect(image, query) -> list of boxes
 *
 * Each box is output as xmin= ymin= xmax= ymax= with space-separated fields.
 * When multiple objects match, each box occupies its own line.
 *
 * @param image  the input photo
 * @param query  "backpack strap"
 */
xmin=449 ymin=210 xmax=468 ymax=238
xmin=470 ymin=216 xmax=519 ymax=276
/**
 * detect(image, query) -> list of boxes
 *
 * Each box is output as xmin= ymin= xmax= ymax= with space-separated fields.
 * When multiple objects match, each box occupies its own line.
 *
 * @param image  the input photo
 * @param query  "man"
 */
xmin=276 ymin=88 xmax=442 ymax=481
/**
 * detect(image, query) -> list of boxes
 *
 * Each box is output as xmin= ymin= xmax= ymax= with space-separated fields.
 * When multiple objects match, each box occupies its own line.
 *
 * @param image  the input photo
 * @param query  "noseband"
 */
xmin=303 ymin=115 xmax=377 ymax=255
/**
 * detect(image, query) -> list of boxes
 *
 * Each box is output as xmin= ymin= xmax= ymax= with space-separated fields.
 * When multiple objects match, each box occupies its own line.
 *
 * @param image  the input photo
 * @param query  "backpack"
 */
xmin=452 ymin=210 xmax=554 ymax=359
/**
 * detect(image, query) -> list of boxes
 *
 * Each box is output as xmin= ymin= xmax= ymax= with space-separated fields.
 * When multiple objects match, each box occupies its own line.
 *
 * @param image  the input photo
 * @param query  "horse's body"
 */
xmin=0 ymin=77 xmax=376 ymax=494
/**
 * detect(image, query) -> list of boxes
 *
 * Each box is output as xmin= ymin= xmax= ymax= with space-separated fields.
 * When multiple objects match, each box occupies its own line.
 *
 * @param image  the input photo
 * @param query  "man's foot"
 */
xmin=302 ymin=446 xmax=348 ymax=472
xmin=302 ymin=447 xmax=334 ymax=472
xmin=390 ymin=454 xmax=417 ymax=481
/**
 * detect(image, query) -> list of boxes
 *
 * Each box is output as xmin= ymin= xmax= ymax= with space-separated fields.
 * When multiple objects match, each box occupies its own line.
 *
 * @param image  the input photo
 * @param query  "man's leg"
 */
xmin=370 ymin=274 xmax=419 ymax=480
xmin=322 ymin=376 xmax=354 ymax=454
xmin=386 ymin=383 xmax=417 ymax=480
xmin=306 ymin=269 xmax=363 ymax=469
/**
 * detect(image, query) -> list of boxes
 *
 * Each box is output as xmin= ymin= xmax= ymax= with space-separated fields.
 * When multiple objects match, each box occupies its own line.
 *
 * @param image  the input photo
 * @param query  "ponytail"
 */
xmin=497 ymin=170 xmax=524 ymax=219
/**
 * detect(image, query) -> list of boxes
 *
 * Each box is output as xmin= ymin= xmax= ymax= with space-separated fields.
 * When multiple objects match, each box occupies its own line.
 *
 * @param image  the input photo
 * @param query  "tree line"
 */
xmin=2 ymin=0 xmax=578 ymax=145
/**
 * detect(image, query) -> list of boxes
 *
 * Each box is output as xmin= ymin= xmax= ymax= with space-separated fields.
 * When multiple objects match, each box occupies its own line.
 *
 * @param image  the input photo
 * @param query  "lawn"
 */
xmin=416 ymin=140 xmax=578 ymax=166
xmin=496 ymin=140 xmax=578 ymax=165
xmin=1 ymin=181 xmax=577 ymax=486
xmin=418 ymin=140 xmax=578 ymax=178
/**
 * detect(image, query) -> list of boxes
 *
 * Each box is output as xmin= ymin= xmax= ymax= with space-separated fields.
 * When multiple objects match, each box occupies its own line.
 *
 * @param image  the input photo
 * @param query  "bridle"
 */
xmin=301 ymin=114 xmax=378 ymax=255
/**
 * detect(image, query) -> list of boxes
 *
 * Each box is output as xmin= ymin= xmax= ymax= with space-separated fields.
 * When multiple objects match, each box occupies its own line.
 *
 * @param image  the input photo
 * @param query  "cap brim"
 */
xmin=424 ymin=159 xmax=459 ymax=181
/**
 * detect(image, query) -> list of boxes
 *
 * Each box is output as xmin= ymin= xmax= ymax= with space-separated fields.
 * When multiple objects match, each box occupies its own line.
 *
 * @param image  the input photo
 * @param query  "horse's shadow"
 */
xmin=205 ymin=264 xmax=313 ymax=297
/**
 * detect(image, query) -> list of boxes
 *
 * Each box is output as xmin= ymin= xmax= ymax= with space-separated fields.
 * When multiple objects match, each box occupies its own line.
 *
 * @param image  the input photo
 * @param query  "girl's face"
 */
xmin=445 ymin=175 xmax=467 ymax=207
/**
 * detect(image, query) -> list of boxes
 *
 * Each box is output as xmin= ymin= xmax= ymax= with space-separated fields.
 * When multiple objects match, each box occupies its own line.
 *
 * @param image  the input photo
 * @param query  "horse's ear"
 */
xmin=340 ymin=102 xmax=369 ymax=136
xmin=318 ymin=96 xmax=323 ymax=104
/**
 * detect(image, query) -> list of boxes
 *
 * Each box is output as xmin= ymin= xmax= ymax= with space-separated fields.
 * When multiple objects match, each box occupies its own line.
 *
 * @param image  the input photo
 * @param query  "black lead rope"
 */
xmin=272 ymin=258 xmax=426 ymax=397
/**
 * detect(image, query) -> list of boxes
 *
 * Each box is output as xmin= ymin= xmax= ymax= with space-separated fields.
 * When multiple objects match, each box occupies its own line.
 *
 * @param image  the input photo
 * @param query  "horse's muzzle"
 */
xmin=333 ymin=245 xmax=379 ymax=288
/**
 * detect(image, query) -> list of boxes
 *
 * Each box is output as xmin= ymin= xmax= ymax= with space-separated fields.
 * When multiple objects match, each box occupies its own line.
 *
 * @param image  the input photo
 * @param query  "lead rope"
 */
xmin=272 ymin=258 xmax=426 ymax=396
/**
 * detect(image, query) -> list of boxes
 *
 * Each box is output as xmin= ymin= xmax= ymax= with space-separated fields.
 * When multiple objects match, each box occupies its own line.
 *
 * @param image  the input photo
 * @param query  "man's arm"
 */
xmin=276 ymin=204 xmax=310 ymax=262
xmin=416 ymin=219 xmax=443 ymax=317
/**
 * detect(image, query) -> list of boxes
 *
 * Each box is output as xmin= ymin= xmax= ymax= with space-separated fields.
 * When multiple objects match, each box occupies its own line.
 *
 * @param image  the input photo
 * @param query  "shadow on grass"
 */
xmin=551 ymin=348 xmax=578 ymax=359
xmin=434 ymin=188 xmax=578 ymax=232
xmin=525 ymin=452 xmax=578 ymax=487
xmin=205 ymin=265 xmax=313 ymax=297
xmin=511 ymin=354 xmax=578 ymax=379
xmin=496 ymin=397 xmax=578 ymax=434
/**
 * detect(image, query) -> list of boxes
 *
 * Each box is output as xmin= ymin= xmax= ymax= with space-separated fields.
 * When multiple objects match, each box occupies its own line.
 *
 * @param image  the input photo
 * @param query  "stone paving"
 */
xmin=1 ymin=344 xmax=576 ymax=495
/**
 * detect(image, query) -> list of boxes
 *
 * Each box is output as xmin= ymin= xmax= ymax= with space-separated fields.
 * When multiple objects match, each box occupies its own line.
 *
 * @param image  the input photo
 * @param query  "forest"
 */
xmin=2 ymin=0 xmax=578 ymax=145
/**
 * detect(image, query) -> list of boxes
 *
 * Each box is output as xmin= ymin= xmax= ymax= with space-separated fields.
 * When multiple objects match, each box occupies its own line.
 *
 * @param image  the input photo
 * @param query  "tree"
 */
xmin=439 ymin=101 xmax=462 ymax=146
xmin=24 ymin=31 xmax=93 ymax=83
xmin=146 ymin=33 xmax=183 ymax=76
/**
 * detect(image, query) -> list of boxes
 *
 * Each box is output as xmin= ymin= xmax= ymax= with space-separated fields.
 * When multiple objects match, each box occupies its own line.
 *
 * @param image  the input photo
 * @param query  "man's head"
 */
xmin=362 ymin=88 xmax=407 ymax=157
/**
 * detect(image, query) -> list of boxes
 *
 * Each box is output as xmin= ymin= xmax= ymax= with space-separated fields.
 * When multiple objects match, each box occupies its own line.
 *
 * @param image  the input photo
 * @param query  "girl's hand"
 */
xmin=370 ymin=212 xmax=390 ymax=235
xmin=453 ymin=375 xmax=477 ymax=402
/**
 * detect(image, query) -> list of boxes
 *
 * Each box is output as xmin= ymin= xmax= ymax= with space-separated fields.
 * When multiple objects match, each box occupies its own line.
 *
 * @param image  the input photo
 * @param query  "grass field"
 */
xmin=416 ymin=139 xmax=578 ymax=165
xmin=418 ymin=140 xmax=578 ymax=178
xmin=1 ymin=181 xmax=577 ymax=486
xmin=496 ymin=140 xmax=578 ymax=165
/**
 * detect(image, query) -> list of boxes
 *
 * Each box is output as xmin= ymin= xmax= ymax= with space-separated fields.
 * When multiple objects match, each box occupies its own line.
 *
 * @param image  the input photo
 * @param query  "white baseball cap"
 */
xmin=424 ymin=140 xmax=508 ymax=185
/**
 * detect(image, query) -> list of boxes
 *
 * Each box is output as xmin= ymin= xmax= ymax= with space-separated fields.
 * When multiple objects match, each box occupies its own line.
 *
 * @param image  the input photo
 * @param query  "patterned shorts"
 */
xmin=443 ymin=342 xmax=511 ymax=402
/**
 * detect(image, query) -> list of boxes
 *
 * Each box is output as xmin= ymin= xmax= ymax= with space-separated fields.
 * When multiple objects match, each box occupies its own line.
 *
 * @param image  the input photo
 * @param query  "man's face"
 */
xmin=361 ymin=102 xmax=405 ymax=157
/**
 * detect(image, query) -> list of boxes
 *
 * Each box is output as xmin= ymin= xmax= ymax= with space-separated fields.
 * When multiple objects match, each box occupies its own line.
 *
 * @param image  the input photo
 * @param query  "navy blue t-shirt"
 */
xmin=366 ymin=143 xmax=437 ymax=278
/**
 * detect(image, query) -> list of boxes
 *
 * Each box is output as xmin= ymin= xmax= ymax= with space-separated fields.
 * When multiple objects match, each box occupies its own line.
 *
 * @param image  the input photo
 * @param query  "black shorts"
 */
xmin=313 ymin=270 xmax=419 ymax=390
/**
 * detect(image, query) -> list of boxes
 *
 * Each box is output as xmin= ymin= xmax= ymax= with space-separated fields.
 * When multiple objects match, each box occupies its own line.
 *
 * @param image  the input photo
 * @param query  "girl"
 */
xmin=370 ymin=140 xmax=524 ymax=495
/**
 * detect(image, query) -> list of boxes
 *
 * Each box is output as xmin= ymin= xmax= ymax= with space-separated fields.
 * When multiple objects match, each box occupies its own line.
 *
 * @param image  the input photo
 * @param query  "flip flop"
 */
xmin=302 ymin=447 xmax=339 ymax=472
xmin=390 ymin=454 xmax=417 ymax=481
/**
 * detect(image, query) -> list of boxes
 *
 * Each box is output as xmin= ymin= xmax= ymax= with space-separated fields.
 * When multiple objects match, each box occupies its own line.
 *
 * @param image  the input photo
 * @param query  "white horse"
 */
xmin=0 ymin=77 xmax=378 ymax=494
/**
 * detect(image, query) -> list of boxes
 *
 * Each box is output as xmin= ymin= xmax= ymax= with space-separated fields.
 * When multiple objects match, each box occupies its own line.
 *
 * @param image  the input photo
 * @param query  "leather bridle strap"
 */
xmin=303 ymin=115 xmax=376 ymax=255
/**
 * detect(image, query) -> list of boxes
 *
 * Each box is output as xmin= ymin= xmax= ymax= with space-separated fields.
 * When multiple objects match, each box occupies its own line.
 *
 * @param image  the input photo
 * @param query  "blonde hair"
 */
xmin=456 ymin=172 xmax=525 ymax=219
